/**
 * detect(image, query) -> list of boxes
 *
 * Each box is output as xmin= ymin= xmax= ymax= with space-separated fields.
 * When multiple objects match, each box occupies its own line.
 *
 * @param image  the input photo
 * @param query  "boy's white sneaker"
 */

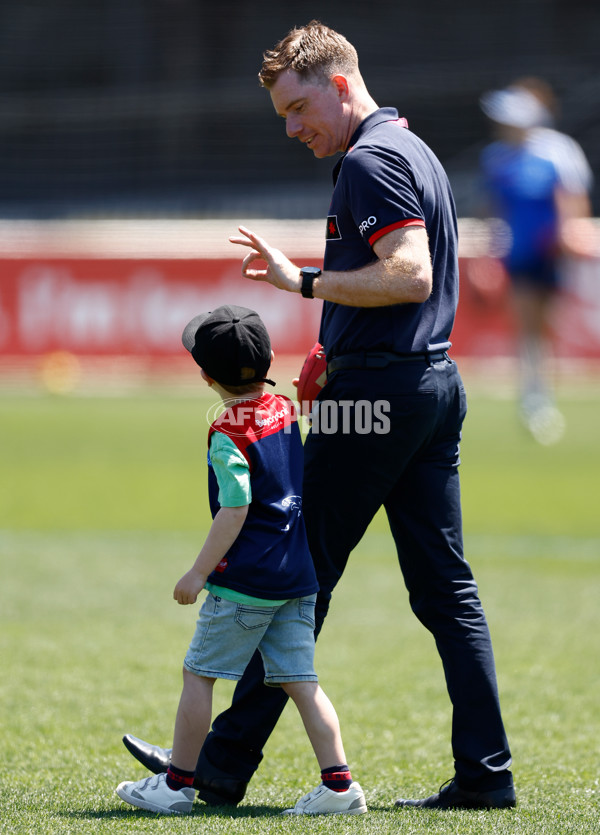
xmin=116 ymin=772 xmax=195 ymax=814
xmin=282 ymin=781 xmax=367 ymax=815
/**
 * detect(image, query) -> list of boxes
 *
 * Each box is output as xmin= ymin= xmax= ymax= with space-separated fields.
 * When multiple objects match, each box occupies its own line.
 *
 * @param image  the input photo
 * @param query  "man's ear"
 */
xmin=332 ymin=74 xmax=349 ymax=99
xmin=200 ymin=368 xmax=213 ymax=386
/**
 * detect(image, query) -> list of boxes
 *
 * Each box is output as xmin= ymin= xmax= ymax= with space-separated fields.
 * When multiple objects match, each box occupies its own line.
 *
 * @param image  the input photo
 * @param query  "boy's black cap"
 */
xmin=181 ymin=305 xmax=275 ymax=387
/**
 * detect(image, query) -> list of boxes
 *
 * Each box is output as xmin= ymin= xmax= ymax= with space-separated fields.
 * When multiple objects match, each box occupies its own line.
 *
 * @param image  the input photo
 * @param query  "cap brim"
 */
xmin=182 ymin=312 xmax=210 ymax=353
xmin=480 ymin=88 xmax=549 ymax=129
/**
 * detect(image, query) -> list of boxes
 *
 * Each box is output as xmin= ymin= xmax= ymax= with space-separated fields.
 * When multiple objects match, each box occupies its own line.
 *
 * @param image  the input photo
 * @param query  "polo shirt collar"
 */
xmin=332 ymin=107 xmax=400 ymax=184
xmin=346 ymin=106 xmax=400 ymax=150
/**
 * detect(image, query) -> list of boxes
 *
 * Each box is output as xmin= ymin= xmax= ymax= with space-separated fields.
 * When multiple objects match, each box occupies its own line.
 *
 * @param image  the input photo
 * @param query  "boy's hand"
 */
xmin=173 ymin=569 xmax=206 ymax=605
xmin=173 ymin=507 xmax=248 ymax=605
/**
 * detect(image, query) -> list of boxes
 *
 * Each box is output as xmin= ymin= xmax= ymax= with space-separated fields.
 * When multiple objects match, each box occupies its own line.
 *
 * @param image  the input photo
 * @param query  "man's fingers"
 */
xmin=241 ymin=249 xmax=264 ymax=267
xmin=229 ymin=235 xmax=255 ymax=248
xmin=236 ymin=225 xmax=273 ymax=255
xmin=229 ymin=226 xmax=262 ymax=247
xmin=230 ymin=225 xmax=295 ymax=291
xmin=238 ymin=224 xmax=263 ymax=244
xmin=240 ymin=250 xmax=269 ymax=281
xmin=242 ymin=267 xmax=269 ymax=282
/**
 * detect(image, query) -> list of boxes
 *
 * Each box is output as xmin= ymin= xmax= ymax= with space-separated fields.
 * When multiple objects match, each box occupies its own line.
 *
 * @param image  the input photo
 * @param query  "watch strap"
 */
xmin=300 ymin=267 xmax=321 ymax=299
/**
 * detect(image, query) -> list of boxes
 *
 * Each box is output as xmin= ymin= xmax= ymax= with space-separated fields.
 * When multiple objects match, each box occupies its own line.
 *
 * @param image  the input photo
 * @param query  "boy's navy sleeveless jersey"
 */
xmin=206 ymin=392 xmax=318 ymax=600
xmin=321 ymin=107 xmax=459 ymax=358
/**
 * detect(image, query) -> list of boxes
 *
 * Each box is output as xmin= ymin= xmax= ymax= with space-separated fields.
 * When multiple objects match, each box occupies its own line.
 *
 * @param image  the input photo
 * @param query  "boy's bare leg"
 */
xmin=278 ymin=681 xmax=367 ymax=815
xmin=281 ymin=681 xmax=346 ymax=769
xmin=171 ymin=670 xmax=215 ymax=771
xmin=115 ymin=668 xmax=211 ymax=813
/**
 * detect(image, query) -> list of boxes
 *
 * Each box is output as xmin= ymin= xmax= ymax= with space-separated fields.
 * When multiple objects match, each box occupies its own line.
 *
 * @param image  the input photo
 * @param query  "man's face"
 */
xmin=269 ymin=69 xmax=347 ymax=159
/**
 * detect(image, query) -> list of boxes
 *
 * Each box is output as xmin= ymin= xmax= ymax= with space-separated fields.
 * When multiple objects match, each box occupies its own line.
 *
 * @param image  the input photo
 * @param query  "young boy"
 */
xmin=116 ymin=305 xmax=366 ymax=816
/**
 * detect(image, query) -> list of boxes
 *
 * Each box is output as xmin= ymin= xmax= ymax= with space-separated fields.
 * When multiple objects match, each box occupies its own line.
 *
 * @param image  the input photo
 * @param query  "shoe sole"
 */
xmin=397 ymin=800 xmax=516 ymax=809
xmin=282 ymin=804 xmax=368 ymax=815
xmin=395 ymin=793 xmax=516 ymax=810
xmin=115 ymin=783 xmax=191 ymax=815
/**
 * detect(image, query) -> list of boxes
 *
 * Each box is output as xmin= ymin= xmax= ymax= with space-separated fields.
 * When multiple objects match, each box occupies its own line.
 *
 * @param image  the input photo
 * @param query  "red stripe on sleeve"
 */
xmin=368 ymin=219 xmax=425 ymax=246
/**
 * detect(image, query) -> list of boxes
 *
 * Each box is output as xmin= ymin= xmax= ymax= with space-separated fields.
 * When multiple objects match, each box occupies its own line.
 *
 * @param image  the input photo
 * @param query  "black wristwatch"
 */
xmin=300 ymin=266 xmax=322 ymax=299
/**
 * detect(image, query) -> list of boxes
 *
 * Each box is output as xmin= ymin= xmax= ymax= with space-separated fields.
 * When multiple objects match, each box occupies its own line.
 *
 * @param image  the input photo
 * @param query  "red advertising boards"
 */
xmin=0 ymin=258 xmax=322 ymax=359
xmin=0 ymin=219 xmax=599 ymax=366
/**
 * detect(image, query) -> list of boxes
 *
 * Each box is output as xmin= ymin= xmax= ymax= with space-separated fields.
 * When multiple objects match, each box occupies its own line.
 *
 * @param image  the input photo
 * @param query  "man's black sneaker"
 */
xmin=395 ymin=778 xmax=516 ymax=809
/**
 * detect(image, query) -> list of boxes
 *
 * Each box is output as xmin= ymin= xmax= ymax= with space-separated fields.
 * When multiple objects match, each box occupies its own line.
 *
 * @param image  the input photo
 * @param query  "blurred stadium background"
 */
xmin=0 ymin=0 xmax=599 ymax=389
xmin=1 ymin=0 xmax=599 ymax=218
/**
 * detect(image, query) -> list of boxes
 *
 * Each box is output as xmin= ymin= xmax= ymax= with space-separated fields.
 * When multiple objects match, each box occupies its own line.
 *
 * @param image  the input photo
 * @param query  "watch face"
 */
xmin=302 ymin=267 xmax=321 ymax=277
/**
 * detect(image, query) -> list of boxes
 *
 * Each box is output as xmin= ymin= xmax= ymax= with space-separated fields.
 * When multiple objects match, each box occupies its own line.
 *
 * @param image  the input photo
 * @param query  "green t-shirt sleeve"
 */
xmin=209 ymin=432 xmax=251 ymax=507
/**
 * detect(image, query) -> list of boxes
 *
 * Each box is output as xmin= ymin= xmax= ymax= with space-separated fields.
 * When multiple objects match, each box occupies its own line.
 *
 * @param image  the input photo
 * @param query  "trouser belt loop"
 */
xmin=425 ymin=350 xmax=449 ymax=366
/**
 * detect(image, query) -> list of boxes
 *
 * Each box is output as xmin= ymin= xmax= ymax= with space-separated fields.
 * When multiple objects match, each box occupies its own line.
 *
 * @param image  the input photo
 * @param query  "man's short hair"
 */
xmin=259 ymin=20 xmax=359 ymax=89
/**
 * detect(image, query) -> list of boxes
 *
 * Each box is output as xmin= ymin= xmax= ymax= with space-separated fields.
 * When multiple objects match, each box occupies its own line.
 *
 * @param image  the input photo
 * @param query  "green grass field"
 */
xmin=1 ymin=374 xmax=599 ymax=833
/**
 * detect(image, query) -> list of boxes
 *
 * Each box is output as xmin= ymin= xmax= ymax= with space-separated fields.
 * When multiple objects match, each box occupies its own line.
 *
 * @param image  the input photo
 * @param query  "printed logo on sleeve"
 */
xmin=326 ymin=215 xmax=342 ymax=240
xmin=358 ymin=215 xmax=377 ymax=236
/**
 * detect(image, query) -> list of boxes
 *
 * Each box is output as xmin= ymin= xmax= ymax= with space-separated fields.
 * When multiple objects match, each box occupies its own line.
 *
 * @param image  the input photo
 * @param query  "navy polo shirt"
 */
xmin=320 ymin=107 xmax=459 ymax=358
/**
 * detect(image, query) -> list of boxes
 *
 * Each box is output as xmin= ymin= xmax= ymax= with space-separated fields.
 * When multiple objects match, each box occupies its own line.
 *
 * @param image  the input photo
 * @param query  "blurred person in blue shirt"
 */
xmin=479 ymin=78 xmax=594 ymax=444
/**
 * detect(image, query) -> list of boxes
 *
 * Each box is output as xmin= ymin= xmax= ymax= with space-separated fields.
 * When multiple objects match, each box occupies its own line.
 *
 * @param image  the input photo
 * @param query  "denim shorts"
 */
xmin=183 ymin=592 xmax=318 ymax=686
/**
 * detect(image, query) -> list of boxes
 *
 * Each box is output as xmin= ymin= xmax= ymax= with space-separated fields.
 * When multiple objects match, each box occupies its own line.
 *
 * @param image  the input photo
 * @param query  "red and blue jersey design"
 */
xmin=320 ymin=107 xmax=459 ymax=358
xmin=206 ymin=392 xmax=318 ymax=600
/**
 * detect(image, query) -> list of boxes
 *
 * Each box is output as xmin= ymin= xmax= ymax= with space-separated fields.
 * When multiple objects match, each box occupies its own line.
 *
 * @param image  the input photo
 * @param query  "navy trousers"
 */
xmin=201 ymin=358 xmax=512 ymax=790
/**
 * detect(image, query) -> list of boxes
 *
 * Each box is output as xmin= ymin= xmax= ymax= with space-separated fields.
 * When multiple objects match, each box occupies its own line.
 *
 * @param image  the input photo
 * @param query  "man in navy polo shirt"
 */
xmin=124 ymin=20 xmax=515 ymax=811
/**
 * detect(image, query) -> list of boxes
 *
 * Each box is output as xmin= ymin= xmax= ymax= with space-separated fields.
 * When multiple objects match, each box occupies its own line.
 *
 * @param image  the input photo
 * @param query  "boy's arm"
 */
xmin=173 ymin=505 xmax=249 ymax=605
